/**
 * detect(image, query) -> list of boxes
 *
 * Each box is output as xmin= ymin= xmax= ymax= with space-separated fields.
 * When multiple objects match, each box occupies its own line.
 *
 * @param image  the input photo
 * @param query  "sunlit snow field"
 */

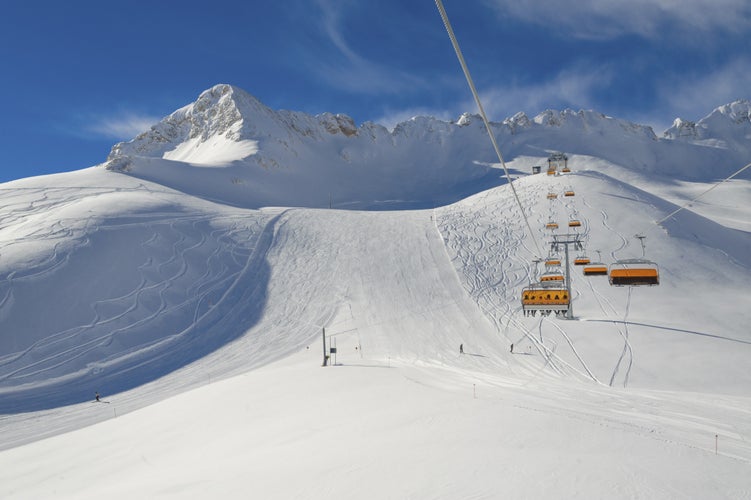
xmin=1 ymin=157 xmax=749 ymax=498
xmin=1 ymin=86 xmax=750 ymax=498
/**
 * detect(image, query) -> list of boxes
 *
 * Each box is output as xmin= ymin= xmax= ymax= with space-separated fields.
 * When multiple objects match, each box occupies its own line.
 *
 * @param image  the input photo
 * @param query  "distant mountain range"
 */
xmin=103 ymin=84 xmax=750 ymax=209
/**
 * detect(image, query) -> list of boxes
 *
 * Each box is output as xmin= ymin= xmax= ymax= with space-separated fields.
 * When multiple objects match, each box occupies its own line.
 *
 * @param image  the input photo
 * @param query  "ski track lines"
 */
xmin=4 ymin=222 xmax=211 ymax=379
xmin=570 ymin=190 xmax=634 ymax=388
xmin=560 ymin=170 xmax=745 ymax=393
xmin=434 ymin=173 xmax=645 ymax=389
xmin=0 ymin=202 xmax=508 ymax=413
xmin=1 ymin=171 xmax=750 ymax=468
xmin=333 ymin=209 xmax=504 ymax=368
xmin=436 ymin=180 xmax=565 ymax=381
xmin=0 ymin=193 xmax=274 ymax=411
xmin=552 ymin=174 xmax=633 ymax=388
xmin=438 ymin=178 xmax=551 ymax=376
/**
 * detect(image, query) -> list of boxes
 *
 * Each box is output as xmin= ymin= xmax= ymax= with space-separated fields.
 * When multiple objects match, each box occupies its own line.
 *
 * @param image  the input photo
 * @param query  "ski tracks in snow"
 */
xmin=0 ymin=202 xmax=272 ymax=393
xmin=595 ymin=199 xmax=635 ymax=388
xmin=436 ymin=180 xmax=575 ymax=381
xmin=434 ymin=173 xmax=642 ymax=388
xmin=608 ymin=287 xmax=634 ymax=388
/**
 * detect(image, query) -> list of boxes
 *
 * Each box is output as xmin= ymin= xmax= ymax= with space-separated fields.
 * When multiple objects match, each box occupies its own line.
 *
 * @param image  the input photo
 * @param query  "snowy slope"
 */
xmin=0 ymin=85 xmax=750 ymax=498
xmin=1 ymin=166 xmax=749 ymax=498
xmin=438 ymin=169 xmax=751 ymax=393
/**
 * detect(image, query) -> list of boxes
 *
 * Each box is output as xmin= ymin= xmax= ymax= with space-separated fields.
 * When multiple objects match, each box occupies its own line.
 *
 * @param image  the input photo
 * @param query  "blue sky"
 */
xmin=1 ymin=0 xmax=749 ymax=183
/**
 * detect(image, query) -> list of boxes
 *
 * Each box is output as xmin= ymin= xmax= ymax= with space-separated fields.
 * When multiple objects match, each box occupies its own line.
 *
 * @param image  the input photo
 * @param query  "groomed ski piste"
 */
xmin=1 ymin=158 xmax=749 ymax=498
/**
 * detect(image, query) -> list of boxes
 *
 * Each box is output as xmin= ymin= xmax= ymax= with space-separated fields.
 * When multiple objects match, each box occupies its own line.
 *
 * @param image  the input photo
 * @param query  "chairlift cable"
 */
xmin=608 ymin=162 xmax=748 ymax=287
xmin=434 ymin=0 xmax=544 ymax=259
xmin=647 ymin=161 xmax=751 ymax=232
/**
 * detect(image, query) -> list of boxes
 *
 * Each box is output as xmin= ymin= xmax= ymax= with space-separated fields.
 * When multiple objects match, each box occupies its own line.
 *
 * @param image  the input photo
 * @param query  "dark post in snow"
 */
xmin=564 ymin=240 xmax=572 ymax=319
xmin=330 ymin=337 xmax=337 ymax=366
xmin=322 ymin=327 xmax=328 ymax=367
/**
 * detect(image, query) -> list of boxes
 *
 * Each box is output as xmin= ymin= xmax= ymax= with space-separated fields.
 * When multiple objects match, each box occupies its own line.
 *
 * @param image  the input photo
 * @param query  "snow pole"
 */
xmin=564 ymin=240 xmax=572 ymax=319
xmin=322 ymin=327 xmax=328 ymax=367
xmin=715 ymin=434 xmax=718 ymax=455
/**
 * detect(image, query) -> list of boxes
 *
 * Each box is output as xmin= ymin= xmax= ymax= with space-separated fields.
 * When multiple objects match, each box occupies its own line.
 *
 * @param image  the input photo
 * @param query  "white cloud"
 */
xmin=85 ymin=112 xmax=161 ymax=140
xmin=306 ymin=0 xmax=426 ymax=94
xmin=469 ymin=64 xmax=615 ymax=120
xmin=484 ymin=0 xmax=751 ymax=40
xmin=372 ymin=107 xmax=455 ymax=130
xmin=370 ymin=65 xmax=614 ymax=130
xmin=658 ymin=57 xmax=751 ymax=121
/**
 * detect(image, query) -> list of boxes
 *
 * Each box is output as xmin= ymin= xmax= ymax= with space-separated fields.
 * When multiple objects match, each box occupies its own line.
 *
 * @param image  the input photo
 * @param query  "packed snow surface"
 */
xmin=1 ymin=86 xmax=750 ymax=498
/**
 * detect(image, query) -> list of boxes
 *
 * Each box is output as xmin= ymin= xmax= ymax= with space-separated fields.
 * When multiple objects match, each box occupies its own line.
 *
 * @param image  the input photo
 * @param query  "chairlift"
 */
xmin=539 ymin=270 xmax=565 ymax=286
xmin=521 ymin=284 xmax=569 ymax=317
xmin=583 ymin=251 xmax=607 ymax=276
xmin=562 ymin=166 xmax=571 ymax=173
xmin=545 ymin=255 xmax=562 ymax=267
xmin=521 ymin=254 xmax=569 ymax=316
xmin=547 ymin=192 xmax=558 ymax=200
xmin=574 ymin=255 xmax=590 ymax=266
xmin=609 ymin=259 xmax=659 ymax=285
xmin=584 ymin=263 xmax=608 ymax=275
xmin=568 ymin=219 xmax=581 ymax=228
xmin=564 ymin=188 xmax=575 ymax=197
xmin=609 ymin=236 xmax=660 ymax=286
xmin=546 ymin=221 xmax=559 ymax=230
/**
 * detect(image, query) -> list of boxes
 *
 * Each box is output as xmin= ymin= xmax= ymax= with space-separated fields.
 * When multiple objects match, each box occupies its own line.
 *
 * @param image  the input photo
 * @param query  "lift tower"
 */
xmin=551 ymin=233 xmax=584 ymax=319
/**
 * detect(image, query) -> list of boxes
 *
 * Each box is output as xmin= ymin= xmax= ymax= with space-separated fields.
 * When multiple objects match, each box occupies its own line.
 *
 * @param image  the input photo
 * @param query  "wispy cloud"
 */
xmin=484 ymin=0 xmax=751 ymax=40
xmin=657 ymin=57 xmax=751 ymax=121
xmin=83 ymin=112 xmax=161 ymax=140
xmin=372 ymin=107 xmax=455 ymax=130
xmin=465 ymin=63 xmax=615 ymax=120
xmin=59 ymin=109 xmax=162 ymax=143
xmin=370 ymin=64 xmax=615 ymax=129
xmin=304 ymin=0 xmax=426 ymax=94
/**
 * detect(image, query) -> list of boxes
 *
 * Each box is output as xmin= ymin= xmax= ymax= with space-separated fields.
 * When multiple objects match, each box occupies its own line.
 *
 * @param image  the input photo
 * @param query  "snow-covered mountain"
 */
xmin=1 ymin=84 xmax=750 ymax=498
xmin=664 ymin=99 xmax=751 ymax=146
xmin=103 ymin=84 xmax=751 ymax=209
xmin=103 ymin=84 xmax=502 ymax=209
